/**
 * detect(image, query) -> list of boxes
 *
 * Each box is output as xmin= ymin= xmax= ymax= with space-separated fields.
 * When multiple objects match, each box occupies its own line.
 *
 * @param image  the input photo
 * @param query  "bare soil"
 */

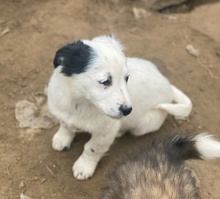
xmin=0 ymin=0 xmax=220 ymax=198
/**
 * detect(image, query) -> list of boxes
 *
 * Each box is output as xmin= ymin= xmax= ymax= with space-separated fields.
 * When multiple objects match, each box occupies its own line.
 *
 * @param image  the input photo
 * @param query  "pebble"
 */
xmin=32 ymin=176 xmax=39 ymax=181
xmin=19 ymin=181 xmax=26 ymax=189
xmin=20 ymin=193 xmax=32 ymax=199
xmin=40 ymin=177 xmax=47 ymax=184
xmin=0 ymin=27 xmax=10 ymax=37
xmin=167 ymin=15 xmax=178 ymax=20
xmin=132 ymin=7 xmax=151 ymax=19
xmin=186 ymin=44 xmax=199 ymax=57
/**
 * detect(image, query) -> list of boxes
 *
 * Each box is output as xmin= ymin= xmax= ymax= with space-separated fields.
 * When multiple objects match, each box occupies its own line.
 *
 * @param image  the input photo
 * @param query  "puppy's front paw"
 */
xmin=52 ymin=132 xmax=73 ymax=151
xmin=73 ymin=155 xmax=97 ymax=180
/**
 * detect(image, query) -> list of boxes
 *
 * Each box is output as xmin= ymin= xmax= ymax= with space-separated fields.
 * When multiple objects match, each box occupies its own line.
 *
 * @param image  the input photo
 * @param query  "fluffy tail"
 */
xmin=168 ymin=133 xmax=220 ymax=161
xmin=156 ymin=85 xmax=192 ymax=120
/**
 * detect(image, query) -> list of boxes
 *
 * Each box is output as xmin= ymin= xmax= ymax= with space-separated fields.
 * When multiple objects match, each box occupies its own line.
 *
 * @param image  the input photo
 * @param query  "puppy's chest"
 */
xmin=62 ymin=103 xmax=99 ymax=132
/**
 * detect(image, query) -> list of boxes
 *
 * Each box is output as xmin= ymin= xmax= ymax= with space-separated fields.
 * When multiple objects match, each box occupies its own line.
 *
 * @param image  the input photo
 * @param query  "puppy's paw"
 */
xmin=52 ymin=132 xmax=73 ymax=151
xmin=73 ymin=155 xmax=97 ymax=180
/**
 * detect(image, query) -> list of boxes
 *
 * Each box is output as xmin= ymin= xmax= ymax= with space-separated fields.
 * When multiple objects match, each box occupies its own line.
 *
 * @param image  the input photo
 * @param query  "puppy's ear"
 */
xmin=53 ymin=41 xmax=93 ymax=76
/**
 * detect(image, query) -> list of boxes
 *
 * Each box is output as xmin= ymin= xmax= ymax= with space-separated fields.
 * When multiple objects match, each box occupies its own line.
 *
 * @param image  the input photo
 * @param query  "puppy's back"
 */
xmin=99 ymin=133 xmax=220 ymax=199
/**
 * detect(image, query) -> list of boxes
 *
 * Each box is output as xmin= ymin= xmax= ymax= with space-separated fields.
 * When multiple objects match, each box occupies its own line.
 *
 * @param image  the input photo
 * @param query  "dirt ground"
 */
xmin=0 ymin=0 xmax=220 ymax=198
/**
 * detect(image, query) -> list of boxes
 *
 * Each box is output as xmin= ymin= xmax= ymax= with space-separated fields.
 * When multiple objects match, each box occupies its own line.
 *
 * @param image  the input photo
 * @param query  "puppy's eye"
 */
xmin=100 ymin=80 xmax=111 ymax=86
xmin=125 ymin=75 xmax=129 ymax=83
xmin=99 ymin=75 xmax=112 ymax=87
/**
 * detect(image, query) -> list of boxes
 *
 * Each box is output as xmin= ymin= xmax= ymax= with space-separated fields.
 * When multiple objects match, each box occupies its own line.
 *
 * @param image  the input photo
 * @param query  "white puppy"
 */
xmin=47 ymin=35 xmax=192 ymax=180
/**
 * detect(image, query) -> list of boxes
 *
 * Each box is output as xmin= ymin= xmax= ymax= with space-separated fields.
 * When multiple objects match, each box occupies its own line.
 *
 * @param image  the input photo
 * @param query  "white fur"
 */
xmin=195 ymin=134 xmax=220 ymax=160
xmin=47 ymin=35 xmax=192 ymax=180
xmin=156 ymin=85 xmax=192 ymax=120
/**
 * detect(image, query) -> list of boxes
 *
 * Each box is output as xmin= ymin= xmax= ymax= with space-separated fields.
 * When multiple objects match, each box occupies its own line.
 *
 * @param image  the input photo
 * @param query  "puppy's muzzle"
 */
xmin=119 ymin=105 xmax=132 ymax=116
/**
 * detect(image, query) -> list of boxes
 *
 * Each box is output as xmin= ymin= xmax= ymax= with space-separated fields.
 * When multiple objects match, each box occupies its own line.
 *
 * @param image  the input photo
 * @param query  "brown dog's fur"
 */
xmin=99 ymin=134 xmax=208 ymax=199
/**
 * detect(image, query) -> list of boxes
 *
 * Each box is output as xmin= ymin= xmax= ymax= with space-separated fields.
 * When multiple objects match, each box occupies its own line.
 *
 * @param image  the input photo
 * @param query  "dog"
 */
xmin=99 ymin=133 xmax=220 ymax=199
xmin=47 ymin=35 xmax=192 ymax=180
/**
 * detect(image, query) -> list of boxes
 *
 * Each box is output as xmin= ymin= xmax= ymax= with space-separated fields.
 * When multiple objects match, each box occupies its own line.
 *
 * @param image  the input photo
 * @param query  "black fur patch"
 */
xmin=53 ymin=41 xmax=94 ymax=76
xmin=164 ymin=133 xmax=201 ymax=165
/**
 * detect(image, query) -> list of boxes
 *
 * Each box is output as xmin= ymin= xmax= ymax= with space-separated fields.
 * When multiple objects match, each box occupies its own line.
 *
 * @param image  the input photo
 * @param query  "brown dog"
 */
xmin=99 ymin=133 xmax=220 ymax=199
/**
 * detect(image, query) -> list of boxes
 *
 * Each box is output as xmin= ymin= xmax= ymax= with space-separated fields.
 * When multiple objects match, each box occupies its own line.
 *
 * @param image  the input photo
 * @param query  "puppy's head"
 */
xmin=54 ymin=35 xmax=132 ymax=119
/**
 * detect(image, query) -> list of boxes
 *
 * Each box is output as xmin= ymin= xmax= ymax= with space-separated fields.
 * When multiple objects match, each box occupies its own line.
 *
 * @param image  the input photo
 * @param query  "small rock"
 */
xmin=132 ymin=7 xmax=151 ymax=19
xmin=40 ymin=177 xmax=47 ymax=184
xmin=186 ymin=44 xmax=199 ymax=57
xmin=32 ymin=176 xmax=39 ymax=181
xmin=167 ymin=15 xmax=178 ymax=20
xmin=20 ymin=193 xmax=32 ymax=199
xmin=0 ymin=27 xmax=10 ymax=37
xmin=19 ymin=181 xmax=26 ymax=189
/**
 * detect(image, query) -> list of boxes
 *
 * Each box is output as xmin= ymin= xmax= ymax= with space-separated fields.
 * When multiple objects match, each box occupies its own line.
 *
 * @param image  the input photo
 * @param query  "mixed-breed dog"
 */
xmin=47 ymin=35 xmax=220 ymax=198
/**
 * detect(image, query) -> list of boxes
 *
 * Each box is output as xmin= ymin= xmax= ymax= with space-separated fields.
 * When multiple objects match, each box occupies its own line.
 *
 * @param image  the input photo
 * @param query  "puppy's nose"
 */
xmin=119 ymin=106 xmax=132 ymax=116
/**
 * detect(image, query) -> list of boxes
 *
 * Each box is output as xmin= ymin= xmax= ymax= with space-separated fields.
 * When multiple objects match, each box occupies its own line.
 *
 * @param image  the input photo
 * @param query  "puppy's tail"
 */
xmin=167 ymin=133 xmax=220 ymax=162
xmin=156 ymin=85 xmax=192 ymax=120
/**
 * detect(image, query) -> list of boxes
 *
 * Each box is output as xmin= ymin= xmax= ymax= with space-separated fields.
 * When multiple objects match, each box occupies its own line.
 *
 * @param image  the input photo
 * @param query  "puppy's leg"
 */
xmin=52 ymin=122 xmax=76 ymax=151
xmin=73 ymin=125 xmax=119 ymax=180
xmin=131 ymin=110 xmax=167 ymax=136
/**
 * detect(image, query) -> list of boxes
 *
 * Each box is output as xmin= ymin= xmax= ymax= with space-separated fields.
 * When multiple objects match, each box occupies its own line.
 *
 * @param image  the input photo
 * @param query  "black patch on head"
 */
xmin=53 ymin=41 xmax=94 ymax=76
xmin=90 ymin=148 xmax=95 ymax=153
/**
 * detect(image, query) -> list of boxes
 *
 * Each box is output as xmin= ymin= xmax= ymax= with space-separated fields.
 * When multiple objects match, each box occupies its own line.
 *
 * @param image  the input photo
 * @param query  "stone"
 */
xmin=20 ymin=194 xmax=32 ymax=199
